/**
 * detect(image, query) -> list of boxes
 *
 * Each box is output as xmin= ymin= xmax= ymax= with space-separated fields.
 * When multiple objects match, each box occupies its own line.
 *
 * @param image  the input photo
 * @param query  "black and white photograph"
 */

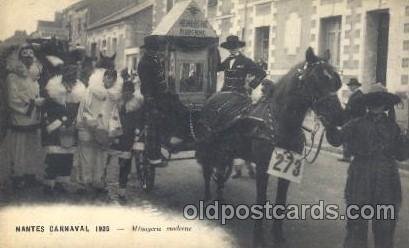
xmin=0 ymin=0 xmax=408 ymax=247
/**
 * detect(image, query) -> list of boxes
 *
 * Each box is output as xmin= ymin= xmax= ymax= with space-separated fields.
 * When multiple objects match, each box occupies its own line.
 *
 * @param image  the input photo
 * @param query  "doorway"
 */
xmin=365 ymin=10 xmax=390 ymax=85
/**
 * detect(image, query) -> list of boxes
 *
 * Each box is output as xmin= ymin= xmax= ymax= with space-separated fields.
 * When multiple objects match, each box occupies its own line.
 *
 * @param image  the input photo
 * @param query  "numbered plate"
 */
xmin=267 ymin=148 xmax=304 ymax=183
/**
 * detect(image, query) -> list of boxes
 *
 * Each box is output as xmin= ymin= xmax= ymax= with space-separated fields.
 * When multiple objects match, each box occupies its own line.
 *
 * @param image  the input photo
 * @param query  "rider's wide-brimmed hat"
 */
xmin=220 ymin=35 xmax=246 ymax=50
xmin=358 ymin=83 xmax=401 ymax=107
xmin=346 ymin=78 xmax=361 ymax=87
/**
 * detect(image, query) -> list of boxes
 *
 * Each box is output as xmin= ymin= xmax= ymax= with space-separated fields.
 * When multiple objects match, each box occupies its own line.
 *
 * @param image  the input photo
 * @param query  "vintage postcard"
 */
xmin=0 ymin=0 xmax=408 ymax=247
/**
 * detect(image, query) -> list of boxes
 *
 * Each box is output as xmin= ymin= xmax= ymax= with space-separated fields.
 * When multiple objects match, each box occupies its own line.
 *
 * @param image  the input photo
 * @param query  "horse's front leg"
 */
xmin=215 ymin=164 xmax=226 ymax=202
xmin=202 ymin=163 xmax=212 ymax=202
xmin=253 ymin=160 xmax=269 ymax=248
xmin=272 ymin=178 xmax=290 ymax=243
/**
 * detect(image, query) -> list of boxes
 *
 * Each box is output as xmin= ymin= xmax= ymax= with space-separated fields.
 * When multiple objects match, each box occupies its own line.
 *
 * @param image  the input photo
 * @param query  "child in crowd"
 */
xmin=106 ymin=80 xmax=144 ymax=202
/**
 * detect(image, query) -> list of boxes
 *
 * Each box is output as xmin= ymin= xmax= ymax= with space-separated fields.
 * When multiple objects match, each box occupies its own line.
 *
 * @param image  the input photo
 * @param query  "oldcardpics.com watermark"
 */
xmin=183 ymin=201 xmax=396 ymax=225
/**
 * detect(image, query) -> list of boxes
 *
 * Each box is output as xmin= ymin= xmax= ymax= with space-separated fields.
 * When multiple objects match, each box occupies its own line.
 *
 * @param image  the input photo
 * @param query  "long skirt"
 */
xmin=343 ymin=155 xmax=401 ymax=248
xmin=5 ymin=129 xmax=45 ymax=179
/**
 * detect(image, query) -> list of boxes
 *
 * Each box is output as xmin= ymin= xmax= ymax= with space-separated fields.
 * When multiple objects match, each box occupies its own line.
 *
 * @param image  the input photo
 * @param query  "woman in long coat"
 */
xmin=5 ymin=44 xmax=45 ymax=188
xmin=326 ymin=83 xmax=409 ymax=248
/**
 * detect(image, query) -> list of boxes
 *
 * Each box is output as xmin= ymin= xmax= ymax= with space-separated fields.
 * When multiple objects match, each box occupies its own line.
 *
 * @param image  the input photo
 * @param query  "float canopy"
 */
xmin=151 ymin=0 xmax=217 ymax=38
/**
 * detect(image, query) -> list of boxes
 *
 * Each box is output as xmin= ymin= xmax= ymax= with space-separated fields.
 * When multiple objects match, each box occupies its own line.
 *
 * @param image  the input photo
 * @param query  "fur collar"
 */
xmin=88 ymin=68 xmax=123 ymax=102
xmin=68 ymin=80 xmax=86 ymax=103
xmin=46 ymin=75 xmax=86 ymax=105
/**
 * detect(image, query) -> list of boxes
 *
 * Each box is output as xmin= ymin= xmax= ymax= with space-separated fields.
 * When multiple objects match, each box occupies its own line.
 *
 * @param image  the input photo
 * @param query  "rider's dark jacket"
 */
xmin=218 ymin=53 xmax=266 ymax=93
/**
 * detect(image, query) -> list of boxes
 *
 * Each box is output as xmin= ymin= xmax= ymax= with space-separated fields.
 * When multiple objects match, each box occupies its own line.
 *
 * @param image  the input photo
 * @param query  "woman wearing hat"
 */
xmin=326 ymin=83 xmax=409 ymax=248
xmin=41 ymin=64 xmax=86 ymax=193
xmin=5 ymin=44 xmax=45 ymax=188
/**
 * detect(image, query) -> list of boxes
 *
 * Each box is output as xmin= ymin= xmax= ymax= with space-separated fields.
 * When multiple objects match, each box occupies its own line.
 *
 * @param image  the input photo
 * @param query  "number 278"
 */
xmin=273 ymin=152 xmax=302 ymax=176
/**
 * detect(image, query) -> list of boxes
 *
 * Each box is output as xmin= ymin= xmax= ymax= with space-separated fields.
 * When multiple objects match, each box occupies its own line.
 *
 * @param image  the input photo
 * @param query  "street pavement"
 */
xmin=127 ymin=150 xmax=409 ymax=248
xmin=1 ymin=149 xmax=408 ymax=248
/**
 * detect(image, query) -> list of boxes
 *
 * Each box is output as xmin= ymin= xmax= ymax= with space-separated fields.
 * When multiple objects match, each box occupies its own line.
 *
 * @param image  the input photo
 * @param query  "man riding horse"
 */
xmin=200 ymin=35 xmax=266 ymax=170
xmin=218 ymin=35 xmax=266 ymax=94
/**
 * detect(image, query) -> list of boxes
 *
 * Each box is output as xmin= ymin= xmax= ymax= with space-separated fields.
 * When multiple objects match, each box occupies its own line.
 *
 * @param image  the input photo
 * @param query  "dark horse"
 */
xmin=194 ymin=47 xmax=344 ymax=247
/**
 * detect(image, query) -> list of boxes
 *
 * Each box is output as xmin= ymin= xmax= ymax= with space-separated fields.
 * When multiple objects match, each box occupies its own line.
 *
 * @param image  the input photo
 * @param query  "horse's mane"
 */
xmin=272 ymin=61 xmax=305 ymax=103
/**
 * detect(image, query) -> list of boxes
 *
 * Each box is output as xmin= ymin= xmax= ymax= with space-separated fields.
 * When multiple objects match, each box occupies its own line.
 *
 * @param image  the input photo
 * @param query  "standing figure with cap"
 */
xmin=41 ymin=64 xmax=86 ymax=194
xmin=106 ymin=80 xmax=144 ymax=202
xmin=214 ymin=35 xmax=266 ymax=178
xmin=326 ymin=83 xmax=409 ymax=248
xmin=137 ymin=36 xmax=168 ymax=167
xmin=339 ymin=78 xmax=365 ymax=162
xmin=5 ymin=43 xmax=45 ymax=189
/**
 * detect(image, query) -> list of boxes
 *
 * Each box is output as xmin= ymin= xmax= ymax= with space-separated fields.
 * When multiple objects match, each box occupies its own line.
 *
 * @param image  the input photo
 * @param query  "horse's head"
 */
xmin=296 ymin=47 xmax=344 ymax=127
xmin=96 ymin=52 xmax=116 ymax=70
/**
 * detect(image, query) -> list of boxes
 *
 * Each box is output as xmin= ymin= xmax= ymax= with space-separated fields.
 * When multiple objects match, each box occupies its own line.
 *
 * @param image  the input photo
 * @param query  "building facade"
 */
xmin=206 ymin=0 xmax=409 ymax=96
xmin=61 ymin=0 xmax=140 ymax=48
xmin=32 ymin=12 xmax=68 ymax=40
xmin=87 ymin=0 xmax=153 ymax=70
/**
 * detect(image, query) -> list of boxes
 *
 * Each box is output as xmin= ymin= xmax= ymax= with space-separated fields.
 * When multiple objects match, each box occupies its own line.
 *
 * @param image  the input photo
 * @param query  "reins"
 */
xmin=302 ymin=125 xmax=325 ymax=164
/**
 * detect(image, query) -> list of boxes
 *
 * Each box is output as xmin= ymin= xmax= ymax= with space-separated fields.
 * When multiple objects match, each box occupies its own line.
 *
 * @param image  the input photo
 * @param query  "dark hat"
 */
xmin=68 ymin=48 xmax=86 ymax=64
xmin=140 ymin=36 xmax=161 ymax=50
xmin=346 ymin=78 xmax=361 ymax=87
xmin=358 ymin=83 xmax=401 ymax=107
xmin=62 ymin=65 xmax=78 ymax=84
xmin=220 ymin=35 xmax=246 ymax=50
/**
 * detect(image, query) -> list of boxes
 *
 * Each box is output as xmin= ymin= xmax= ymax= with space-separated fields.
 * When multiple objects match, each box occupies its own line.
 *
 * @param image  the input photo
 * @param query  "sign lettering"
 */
xmin=179 ymin=28 xmax=206 ymax=37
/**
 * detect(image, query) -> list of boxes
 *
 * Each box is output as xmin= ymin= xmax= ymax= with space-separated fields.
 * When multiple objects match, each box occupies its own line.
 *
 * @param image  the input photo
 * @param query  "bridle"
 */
xmin=295 ymin=60 xmax=339 ymax=163
xmin=295 ymin=60 xmax=339 ymax=117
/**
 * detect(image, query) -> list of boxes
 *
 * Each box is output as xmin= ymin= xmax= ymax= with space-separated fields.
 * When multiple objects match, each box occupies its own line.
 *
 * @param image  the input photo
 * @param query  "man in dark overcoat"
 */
xmin=137 ymin=36 xmax=168 ymax=167
xmin=339 ymin=78 xmax=364 ymax=162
